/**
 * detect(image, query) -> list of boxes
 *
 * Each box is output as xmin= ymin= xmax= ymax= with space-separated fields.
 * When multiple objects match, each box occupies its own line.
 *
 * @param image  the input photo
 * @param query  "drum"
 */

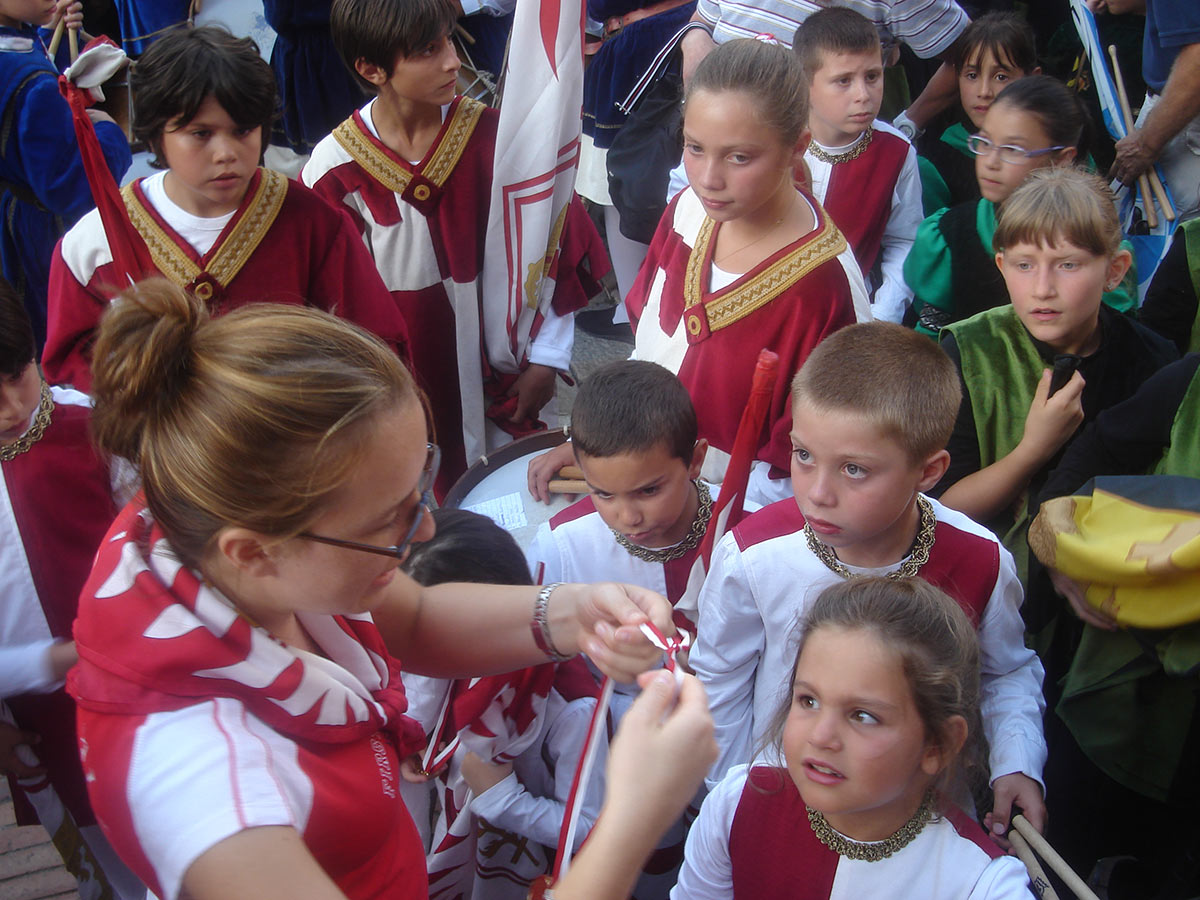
xmin=442 ymin=429 xmax=580 ymax=551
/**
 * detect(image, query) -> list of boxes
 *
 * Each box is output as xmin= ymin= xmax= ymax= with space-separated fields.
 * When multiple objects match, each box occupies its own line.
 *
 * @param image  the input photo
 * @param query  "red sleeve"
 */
xmin=548 ymin=194 xmax=611 ymax=316
xmin=624 ymin=192 xmax=683 ymax=329
xmin=42 ymin=242 xmax=108 ymax=392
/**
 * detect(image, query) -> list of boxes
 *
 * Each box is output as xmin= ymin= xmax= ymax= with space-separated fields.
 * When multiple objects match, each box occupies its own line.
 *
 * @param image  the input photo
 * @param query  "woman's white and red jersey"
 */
xmin=672 ymin=765 xmax=1030 ymax=899
xmin=804 ymin=119 xmax=922 ymax=324
xmin=690 ymin=496 xmax=1046 ymax=792
xmin=68 ymin=502 xmax=428 ymax=900
xmin=625 ymin=188 xmax=869 ymax=501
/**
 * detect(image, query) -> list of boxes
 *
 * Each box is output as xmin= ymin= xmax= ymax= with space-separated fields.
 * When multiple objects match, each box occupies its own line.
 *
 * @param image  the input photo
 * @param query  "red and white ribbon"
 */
xmin=550 ymin=621 xmax=690 ymax=882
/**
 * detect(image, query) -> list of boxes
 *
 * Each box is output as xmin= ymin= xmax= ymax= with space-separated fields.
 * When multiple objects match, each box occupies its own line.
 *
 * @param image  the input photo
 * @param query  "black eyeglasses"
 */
xmin=967 ymin=134 xmax=1067 ymax=164
xmin=300 ymin=443 xmax=440 ymax=561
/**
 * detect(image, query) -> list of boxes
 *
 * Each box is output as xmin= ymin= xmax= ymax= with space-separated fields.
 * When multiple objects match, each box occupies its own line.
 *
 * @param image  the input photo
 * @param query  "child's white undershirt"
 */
xmin=142 ymin=172 xmax=234 ymax=257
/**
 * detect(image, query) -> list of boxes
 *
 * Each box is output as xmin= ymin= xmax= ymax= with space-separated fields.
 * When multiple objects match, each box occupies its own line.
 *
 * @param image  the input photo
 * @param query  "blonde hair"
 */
xmin=993 ymin=166 xmax=1122 ymax=257
xmin=90 ymin=279 xmax=418 ymax=568
xmin=763 ymin=577 xmax=985 ymax=791
xmin=791 ymin=322 xmax=960 ymax=463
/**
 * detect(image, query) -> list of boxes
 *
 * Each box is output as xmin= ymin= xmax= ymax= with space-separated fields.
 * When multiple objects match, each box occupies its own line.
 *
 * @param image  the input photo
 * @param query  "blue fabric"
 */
xmin=0 ymin=25 xmax=131 ymax=348
xmin=113 ymin=1 xmax=190 ymax=55
xmin=1143 ymin=0 xmax=1200 ymax=94
xmin=582 ymin=1 xmax=696 ymax=148
xmin=263 ymin=1 xmax=365 ymax=153
xmin=457 ymin=11 xmax=514 ymax=80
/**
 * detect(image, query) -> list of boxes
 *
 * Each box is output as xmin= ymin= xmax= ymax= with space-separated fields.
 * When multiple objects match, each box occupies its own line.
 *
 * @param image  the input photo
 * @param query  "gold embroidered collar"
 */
xmin=333 ymin=96 xmax=486 ymax=196
xmin=808 ymin=126 xmax=874 ymax=165
xmin=683 ymin=207 xmax=848 ymax=334
xmin=123 ymin=169 xmax=288 ymax=293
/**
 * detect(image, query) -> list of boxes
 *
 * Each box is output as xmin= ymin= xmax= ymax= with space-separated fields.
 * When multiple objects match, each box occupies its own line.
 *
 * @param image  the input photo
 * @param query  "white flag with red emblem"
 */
xmin=480 ymin=0 xmax=586 ymax=373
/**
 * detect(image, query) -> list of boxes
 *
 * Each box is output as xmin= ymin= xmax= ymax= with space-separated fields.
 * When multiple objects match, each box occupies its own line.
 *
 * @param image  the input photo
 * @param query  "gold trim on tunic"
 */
xmin=332 ymin=97 xmax=486 ymax=195
xmin=122 ymin=169 xmax=288 ymax=291
xmin=683 ymin=214 xmax=848 ymax=333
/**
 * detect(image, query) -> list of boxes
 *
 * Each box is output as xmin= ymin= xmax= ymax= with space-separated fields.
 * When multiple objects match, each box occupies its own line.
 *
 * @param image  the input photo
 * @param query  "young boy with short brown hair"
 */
xmin=793 ymin=8 xmax=922 ymax=323
xmin=692 ymin=321 xmax=1048 ymax=840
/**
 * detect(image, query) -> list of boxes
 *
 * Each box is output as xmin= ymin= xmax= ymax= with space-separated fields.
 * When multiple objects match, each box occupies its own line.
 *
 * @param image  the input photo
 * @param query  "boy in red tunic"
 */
xmin=793 ymin=8 xmax=922 ymax=324
xmin=304 ymin=0 xmax=608 ymax=494
xmin=42 ymin=26 xmax=409 ymax=392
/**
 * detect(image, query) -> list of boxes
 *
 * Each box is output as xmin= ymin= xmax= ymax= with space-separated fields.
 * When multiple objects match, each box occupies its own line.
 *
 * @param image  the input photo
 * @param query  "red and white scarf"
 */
xmin=68 ymin=499 xmax=425 ymax=756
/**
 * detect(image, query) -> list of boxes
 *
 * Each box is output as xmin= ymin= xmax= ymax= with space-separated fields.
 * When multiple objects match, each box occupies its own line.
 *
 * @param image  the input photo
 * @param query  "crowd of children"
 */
xmin=3 ymin=0 xmax=1200 ymax=898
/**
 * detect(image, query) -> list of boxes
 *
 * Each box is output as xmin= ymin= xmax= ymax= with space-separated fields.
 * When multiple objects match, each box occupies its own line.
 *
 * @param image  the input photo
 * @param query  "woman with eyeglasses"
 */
xmin=903 ymin=75 xmax=1138 ymax=337
xmin=65 ymin=279 xmax=678 ymax=900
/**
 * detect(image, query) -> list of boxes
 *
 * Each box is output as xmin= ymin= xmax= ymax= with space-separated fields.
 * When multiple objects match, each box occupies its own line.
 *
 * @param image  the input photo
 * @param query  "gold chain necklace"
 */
xmin=806 ymin=791 xmax=934 ymax=861
xmin=804 ymin=495 xmax=935 ymax=579
xmin=808 ymin=126 xmax=874 ymax=165
xmin=612 ymin=480 xmax=712 ymax=563
xmin=0 ymin=382 xmax=53 ymax=462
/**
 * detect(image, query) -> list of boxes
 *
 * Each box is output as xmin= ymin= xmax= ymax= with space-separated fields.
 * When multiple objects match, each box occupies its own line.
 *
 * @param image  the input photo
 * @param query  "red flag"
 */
xmin=58 ymin=39 xmax=152 ymax=286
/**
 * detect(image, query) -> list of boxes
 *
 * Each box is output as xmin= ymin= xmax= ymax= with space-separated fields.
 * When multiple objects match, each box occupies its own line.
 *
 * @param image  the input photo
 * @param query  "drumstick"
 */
xmin=48 ymin=17 xmax=65 ymax=59
xmin=548 ymin=479 xmax=588 ymax=494
xmin=557 ymin=465 xmax=584 ymax=480
xmin=1009 ymin=830 xmax=1061 ymax=900
xmin=1107 ymin=44 xmax=1159 ymax=228
xmin=68 ymin=22 xmax=79 ymax=62
xmin=1012 ymin=816 xmax=1101 ymax=900
xmin=455 ymin=23 xmax=476 ymax=44
xmin=1107 ymin=45 xmax=1174 ymax=221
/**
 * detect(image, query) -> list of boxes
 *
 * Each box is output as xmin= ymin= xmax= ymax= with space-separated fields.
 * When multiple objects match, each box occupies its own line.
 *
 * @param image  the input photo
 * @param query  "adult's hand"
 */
xmin=680 ymin=27 xmax=716 ymax=85
xmin=1050 ymin=568 xmax=1118 ymax=630
xmin=559 ymin=582 xmax=675 ymax=683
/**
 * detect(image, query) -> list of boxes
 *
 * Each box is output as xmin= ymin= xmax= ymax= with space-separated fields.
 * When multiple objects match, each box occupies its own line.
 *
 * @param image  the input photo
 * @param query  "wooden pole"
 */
xmin=1010 ymin=830 xmax=1062 ymax=900
xmin=1012 ymin=816 xmax=1102 ymax=900
xmin=1107 ymin=44 xmax=1160 ymax=228
xmin=47 ymin=18 xmax=65 ymax=59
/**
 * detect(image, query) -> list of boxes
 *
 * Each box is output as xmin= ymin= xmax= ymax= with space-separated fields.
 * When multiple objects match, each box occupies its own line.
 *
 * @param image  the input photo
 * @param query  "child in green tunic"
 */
xmin=905 ymin=76 xmax=1138 ymax=338
xmin=931 ymin=166 xmax=1176 ymax=581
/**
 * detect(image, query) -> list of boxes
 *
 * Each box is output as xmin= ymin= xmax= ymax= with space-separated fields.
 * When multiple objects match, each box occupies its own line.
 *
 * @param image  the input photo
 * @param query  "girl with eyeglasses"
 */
xmin=904 ymin=75 xmax=1138 ymax=338
xmin=65 ymin=279 xmax=677 ymax=900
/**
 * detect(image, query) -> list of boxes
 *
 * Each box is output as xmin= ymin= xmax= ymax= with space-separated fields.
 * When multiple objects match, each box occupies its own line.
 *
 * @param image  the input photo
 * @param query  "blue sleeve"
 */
xmin=13 ymin=73 xmax=131 ymax=221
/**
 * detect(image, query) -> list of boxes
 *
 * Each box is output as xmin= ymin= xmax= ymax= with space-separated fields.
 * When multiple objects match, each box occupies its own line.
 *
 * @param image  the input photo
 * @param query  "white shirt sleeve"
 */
xmin=977 ymin=547 xmax=1048 ymax=790
xmin=527 ymin=302 xmax=575 ymax=372
xmin=0 ymin=639 xmax=61 ymax=696
xmin=690 ymin=534 xmax=764 ymax=790
xmin=969 ymin=854 xmax=1041 ymax=899
xmin=468 ymin=699 xmax=604 ymax=850
xmin=667 ymin=161 xmax=690 ymax=204
xmin=526 ymin=522 xmax=565 ymax=586
xmin=669 ymin=765 xmax=745 ymax=900
xmin=870 ymin=144 xmax=922 ymax=324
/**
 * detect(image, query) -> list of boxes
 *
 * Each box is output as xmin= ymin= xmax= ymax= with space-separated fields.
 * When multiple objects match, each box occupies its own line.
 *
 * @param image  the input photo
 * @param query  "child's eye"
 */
xmin=684 ymin=142 xmax=702 ymax=156
xmin=236 ymin=126 xmax=257 ymax=137
xmin=794 ymin=693 xmax=818 ymax=710
xmin=640 ymin=486 xmax=661 ymax=497
xmin=963 ymin=70 xmax=978 ymax=81
xmin=592 ymin=490 xmax=614 ymax=501
xmin=792 ymin=447 xmax=812 ymax=464
xmin=1059 ymin=260 xmax=1079 ymax=271
xmin=850 ymin=709 xmax=879 ymax=725
xmin=190 ymin=129 xmax=211 ymax=139
xmin=728 ymin=153 xmax=751 ymax=164
xmin=843 ymin=462 xmax=866 ymax=478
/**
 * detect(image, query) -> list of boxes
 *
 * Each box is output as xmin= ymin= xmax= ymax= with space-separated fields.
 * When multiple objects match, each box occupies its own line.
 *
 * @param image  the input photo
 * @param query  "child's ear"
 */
xmin=794 ymin=127 xmax=812 ymax=160
xmin=354 ymin=57 xmax=390 ymax=88
xmin=921 ymin=714 xmax=968 ymax=777
xmin=688 ymin=439 xmax=709 ymax=480
xmin=1054 ymin=145 xmax=1078 ymax=166
xmin=916 ymin=449 xmax=950 ymax=493
xmin=994 ymin=250 xmax=1004 ymax=274
xmin=1105 ymin=248 xmax=1133 ymax=292
xmin=214 ymin=527 xmax=279 ymax=578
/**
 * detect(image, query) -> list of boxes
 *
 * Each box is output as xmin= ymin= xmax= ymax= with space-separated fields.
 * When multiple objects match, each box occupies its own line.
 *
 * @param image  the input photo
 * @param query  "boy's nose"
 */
xmin=807 ymin=472 xmax=836 ymax=507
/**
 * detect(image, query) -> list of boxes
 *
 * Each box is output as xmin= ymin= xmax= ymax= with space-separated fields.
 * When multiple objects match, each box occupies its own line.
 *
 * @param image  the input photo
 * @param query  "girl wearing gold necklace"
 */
xmin=674 ymin=579 xmax=1031 ymax=898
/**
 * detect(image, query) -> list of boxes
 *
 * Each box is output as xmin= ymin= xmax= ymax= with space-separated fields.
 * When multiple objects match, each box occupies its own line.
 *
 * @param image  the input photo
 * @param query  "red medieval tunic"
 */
xmin=41 ymin=168 xmax=410 ymax=392
xmin=303 ymin=97 xmax=608 ymax=494
xmin=626 ymin=188 xmax=869 ymax=487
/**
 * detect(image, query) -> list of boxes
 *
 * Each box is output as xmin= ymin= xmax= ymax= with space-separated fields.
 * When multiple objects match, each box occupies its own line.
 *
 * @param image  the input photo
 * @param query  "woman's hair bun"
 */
xmin=90 ymin=279 xmax=208 ymax=462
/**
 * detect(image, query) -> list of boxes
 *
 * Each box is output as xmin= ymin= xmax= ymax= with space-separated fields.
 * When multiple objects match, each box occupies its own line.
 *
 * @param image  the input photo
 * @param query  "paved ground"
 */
xmin=0 ymin=781 xmax=78 ymax=900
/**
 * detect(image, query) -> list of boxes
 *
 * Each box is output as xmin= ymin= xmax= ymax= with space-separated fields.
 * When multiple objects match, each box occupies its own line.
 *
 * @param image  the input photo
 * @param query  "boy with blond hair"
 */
xmin=691 ymin=321 xmax=1048 ymax=840
xmin=793 ymin=8 xmax=922 ymax=324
